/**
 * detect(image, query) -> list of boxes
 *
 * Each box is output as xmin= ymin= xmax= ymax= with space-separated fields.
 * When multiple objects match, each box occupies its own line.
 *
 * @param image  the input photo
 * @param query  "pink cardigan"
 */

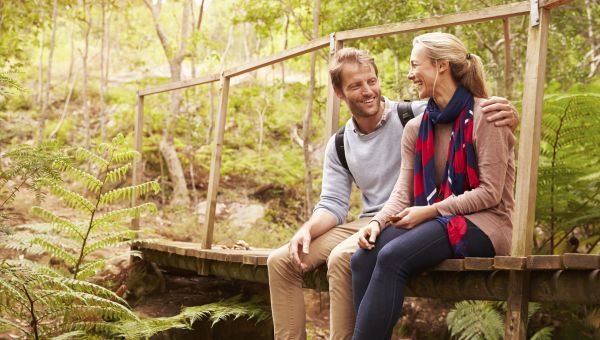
xmin=372 ymin=98 xmax=516 ymax=255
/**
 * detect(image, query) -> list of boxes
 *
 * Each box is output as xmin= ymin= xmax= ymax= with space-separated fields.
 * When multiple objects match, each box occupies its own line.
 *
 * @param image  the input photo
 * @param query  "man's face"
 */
xmin=336 ymin=62 xmax=382 ymax=118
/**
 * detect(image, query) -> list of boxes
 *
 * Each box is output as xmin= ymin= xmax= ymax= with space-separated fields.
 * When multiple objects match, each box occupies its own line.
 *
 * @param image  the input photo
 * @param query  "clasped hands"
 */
xmin=357 ymin=205 xmax=438 ymax=250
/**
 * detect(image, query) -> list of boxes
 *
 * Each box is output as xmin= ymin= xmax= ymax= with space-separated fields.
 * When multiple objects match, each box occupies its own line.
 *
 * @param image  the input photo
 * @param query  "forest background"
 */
xmin=1 ymin=0 xmax=599 ymax=338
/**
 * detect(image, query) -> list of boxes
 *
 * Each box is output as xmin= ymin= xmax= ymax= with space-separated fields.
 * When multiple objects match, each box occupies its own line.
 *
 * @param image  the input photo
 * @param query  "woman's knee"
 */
xmin=350 ymin=249 xmax=376 ymax=275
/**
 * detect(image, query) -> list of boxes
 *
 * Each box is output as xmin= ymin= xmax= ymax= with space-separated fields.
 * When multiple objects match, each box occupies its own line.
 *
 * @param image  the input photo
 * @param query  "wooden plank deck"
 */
xmin=134 ymin=240 xmax=600 ymax=304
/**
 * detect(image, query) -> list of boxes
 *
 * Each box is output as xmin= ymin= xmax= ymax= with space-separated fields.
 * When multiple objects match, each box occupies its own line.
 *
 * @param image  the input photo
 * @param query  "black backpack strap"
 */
xmin=335 ymin=125 xmax=350 ymax=173
xmin=396 ymin=100 xmax=414 ymax=127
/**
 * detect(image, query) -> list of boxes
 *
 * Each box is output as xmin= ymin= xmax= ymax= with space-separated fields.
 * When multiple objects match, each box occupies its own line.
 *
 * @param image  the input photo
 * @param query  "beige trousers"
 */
xmin=267 ymin=218 xmax=368 ymax=340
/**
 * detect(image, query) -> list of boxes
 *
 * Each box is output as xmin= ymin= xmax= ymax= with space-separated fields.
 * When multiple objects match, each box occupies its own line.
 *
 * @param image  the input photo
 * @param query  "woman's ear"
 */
xmin=437 ymin=59 xmax=450 ymax=73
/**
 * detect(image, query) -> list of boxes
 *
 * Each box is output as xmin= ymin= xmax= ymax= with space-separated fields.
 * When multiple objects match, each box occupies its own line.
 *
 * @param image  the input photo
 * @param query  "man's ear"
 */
xmin=334 ymin=87 xmax=344 ymax=99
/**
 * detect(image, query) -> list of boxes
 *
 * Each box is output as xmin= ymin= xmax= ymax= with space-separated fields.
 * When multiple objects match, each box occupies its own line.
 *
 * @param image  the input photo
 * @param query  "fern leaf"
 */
xmin=447 ymin=301 xmax=503 ymax=340
xmin=99 ymin=181 xmax=160 ymax=206
xmin=30 ymin=237 xmax=77 ymax=267
xmin=530 ymin=326 xmax=554 ymax=340
xmin=83 ymin=231 xmax=138 ymax=258
xmin=95 ymin=203 xmax=157 ymax=224
xmin=0 ymin=317 xmax=29 ymax=337
xmin=50 ymin=330 xmax=86 ymax=340
xmin=105 ymin=163 xmax=131 ymax=184
xmin=75 ymin=148 xmax=109 ymax=169
xmin=30 ymin=206 xmax=84 ymax=239
xmin=44 ymin=182 xmax=95 ymax=213
xmin=75 ymin=259 xmax=107 ymax=281
xmin=112 ymin=150 xmax=139 ymax=163
xmin=53 ymin=161 xmax=102 ymax=193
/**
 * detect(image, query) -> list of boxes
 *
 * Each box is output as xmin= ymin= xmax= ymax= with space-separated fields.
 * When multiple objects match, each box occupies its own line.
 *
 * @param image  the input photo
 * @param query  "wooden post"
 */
xmin=203 ymin=75 xmax=230 ymax=249
xmin=324 ymin=34 xmax=344 ymax=139
xmin=503 ymin=18 xmax=513 ymax=99
xmin=132 ymin=93 xmax=144 ymax=231
xmin=505 ymin=6 xmax=550 ymax=340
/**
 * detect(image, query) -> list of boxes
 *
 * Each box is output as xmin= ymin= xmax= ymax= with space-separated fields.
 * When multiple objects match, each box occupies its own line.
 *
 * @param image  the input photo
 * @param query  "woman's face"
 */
xmin=407 ymin=43 xmax=438 ymax=99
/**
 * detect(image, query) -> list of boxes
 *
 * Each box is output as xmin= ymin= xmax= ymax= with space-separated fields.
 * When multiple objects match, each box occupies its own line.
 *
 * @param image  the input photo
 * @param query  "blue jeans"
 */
xmin=351 ymin=219 xmax=495 ymax=340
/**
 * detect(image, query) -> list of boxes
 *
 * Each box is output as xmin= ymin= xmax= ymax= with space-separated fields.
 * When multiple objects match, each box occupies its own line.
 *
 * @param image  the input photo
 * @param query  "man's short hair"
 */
xmin=328 ymin=47 xmax=378 ymax=91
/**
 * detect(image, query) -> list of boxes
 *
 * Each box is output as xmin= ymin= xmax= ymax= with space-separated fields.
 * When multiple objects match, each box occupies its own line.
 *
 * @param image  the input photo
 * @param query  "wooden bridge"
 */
xmin=130 ymin=0 xmax=599 ymax=339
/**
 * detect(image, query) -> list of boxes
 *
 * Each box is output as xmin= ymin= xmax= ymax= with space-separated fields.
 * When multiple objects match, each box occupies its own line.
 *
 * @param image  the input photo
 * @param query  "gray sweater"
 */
xmin=314 ymin=98 xmax=427 ymax=224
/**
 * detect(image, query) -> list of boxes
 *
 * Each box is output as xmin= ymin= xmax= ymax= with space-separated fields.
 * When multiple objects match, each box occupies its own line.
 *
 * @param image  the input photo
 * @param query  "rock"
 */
xmin=196 ymin=201 xmax=226 ymax=220
xmin=227 ymin=203 xmax=265 ymax=229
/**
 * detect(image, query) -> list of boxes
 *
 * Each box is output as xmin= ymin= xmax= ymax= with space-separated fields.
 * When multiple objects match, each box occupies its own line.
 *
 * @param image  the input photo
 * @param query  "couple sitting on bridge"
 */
xmin=267 ymin=32 xmax=518 ymax=340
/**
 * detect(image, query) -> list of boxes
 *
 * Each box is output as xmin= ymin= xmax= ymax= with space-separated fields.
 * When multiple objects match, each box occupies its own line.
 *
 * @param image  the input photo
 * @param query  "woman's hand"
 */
xmin=391 ymin=206 xmax=438 ymax=229
xmin=357 ymin=221 xmax=381 ymax=250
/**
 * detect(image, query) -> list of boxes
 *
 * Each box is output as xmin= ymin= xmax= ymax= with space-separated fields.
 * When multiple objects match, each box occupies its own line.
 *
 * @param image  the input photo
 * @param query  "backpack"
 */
xmin=335 ymin=100 xmax=414 ymax=175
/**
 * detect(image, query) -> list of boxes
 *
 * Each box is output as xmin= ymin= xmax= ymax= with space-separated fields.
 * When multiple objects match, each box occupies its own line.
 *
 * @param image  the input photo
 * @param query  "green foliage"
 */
xmin=3 ymin=134 xmax=159 ymax=280
xmin=0 ymin=260 xmax=138 ymax=339
xmin=447 ymin=301 xmax=504 ymax=340
xmin=114 ymin=295 xmax=271 ymax=339
xmin=447 ymin=301 xmax=553 ymax=340
xmin=0 ymin=141 xmax=66 ymax=224
xmin=535 ymin=93 xmax=600 ymax=254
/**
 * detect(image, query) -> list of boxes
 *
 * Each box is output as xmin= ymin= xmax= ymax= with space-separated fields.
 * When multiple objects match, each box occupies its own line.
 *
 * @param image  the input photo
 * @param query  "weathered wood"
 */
xmin=138 ymin=73 xmax=220 ymax=96
xmin=131 ymin=94 xmax=144 ymax=231
xmin=494 ymin=256 xmax=527 ymax=270
xmin=506 ymin=6 xmax=551 ymax=340
xmin=224 ymin=36 xmax=329 ymax=78
xmin=563 ymin=253 xmax=600 ymax=269
xmin=464 ymin=257 xmax=494 ymax=271
xmin=431 ymin=259 xmax=464 ymax=271
xmin=527 ymin=255 xmax=563 ymax=270
xmin=203 ymin=76 xmax=230 ymax=249
xmin=324 ymin=35 xmax=343 ymax=140
xmin=336 ymin=2 xmax=531 ymax=42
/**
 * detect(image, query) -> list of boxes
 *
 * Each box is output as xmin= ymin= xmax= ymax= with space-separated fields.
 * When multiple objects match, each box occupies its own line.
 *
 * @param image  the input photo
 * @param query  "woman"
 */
xmin=350 ymin=32 xmax=515 ymax=340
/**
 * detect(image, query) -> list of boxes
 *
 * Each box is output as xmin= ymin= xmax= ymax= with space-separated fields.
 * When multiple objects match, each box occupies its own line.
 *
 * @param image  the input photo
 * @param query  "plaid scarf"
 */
xmin=413 ymin=86 xmax=479 ymax=257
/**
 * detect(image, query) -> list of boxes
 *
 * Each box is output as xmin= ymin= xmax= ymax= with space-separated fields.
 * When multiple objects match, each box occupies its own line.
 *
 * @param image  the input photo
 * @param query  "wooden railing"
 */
xmin=133 ymin=1 xmax=577 ymax=338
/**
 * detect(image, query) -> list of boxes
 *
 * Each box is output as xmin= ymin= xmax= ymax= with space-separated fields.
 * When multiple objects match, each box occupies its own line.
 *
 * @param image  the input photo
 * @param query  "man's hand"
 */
xmin=480 ymin=96 xmax=519 ymax=131
xmin=357 ymin=221 xmax=381 ymax=250
xmin=392 ymin=206 xmax=438 ymax=229
xmin=288 ymin=227 xmax=311 ymax=271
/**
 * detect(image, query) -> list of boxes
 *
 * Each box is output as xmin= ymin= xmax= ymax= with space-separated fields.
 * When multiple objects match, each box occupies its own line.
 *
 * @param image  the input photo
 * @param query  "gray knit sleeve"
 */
xmin=313 ymin=135 xmax=353 ymax=225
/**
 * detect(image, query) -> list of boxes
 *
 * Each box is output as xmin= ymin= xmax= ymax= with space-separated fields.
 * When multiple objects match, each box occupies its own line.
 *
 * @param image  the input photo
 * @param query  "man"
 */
xmin=267 ymin=47 xmax=518 ymax=340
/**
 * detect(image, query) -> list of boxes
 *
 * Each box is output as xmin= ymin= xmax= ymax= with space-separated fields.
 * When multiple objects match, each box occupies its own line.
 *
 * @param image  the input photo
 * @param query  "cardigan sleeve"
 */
xmin=371 ymin=116 xmax=421 ymax=227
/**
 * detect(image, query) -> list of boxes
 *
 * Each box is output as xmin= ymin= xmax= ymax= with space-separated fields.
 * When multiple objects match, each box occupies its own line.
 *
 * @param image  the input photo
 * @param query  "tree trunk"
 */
xmin=302 ymin=0 xmax=320 ymax=218
xmin=81 ymin=0 xmax=92 ymax=148
xmin=205 ymin=82 xmax=215 ymax=145
xmin=143 ymin=0 xmax=192 ymax=206
xmin=38 ymin=0 xmax=58 ymax=142
xmin=280 ymin=14 xmax=289 ymax=100
xmin=503 ymin=19 xmax=513 ymax=99
xmin=99 ymin=0 xmax=109 ymax=142
xmin=37 ymin=17 xmax=45 ymax=118
xmin=585 ymin=0 xmax=598 ymax=78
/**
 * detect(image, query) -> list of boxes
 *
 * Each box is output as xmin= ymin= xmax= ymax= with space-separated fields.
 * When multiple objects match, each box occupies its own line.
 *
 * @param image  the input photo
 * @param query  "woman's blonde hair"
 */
xmin=413 ymin=32 xmax=488 ymax=98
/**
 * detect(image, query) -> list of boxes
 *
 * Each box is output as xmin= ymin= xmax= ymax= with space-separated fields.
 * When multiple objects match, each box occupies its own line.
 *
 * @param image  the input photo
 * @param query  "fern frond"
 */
xmin=99 ymin=181 xmax=160 ymax=206
xmin=36 ymin=290 xmax=137 ymax=321
xmin=29 ymin=237 xmax=77 ymax=267
xmin=50 ymin=330 xmax=86 ymax=340
xmin=30 ymin=206 xmax=84 ymax=239
xmin=75 ymin=148 xmax=109 ymax=169
xmin=53 ymin=161 xmax=102 ymax=193
xmin=83 ymin=231 xmax=138 ymax=258
xmin=44 ymin=182 xmax=95 ymax=213
xmin=95 ymin=203 xmax=158 ymax=225
xmin=75 ymin=259 xmax=107 ymax=281
xmin=447 ymin=301 xmax=503 ymax=340
xmin=530 ymin=326 xmax=554 ymax=340
xmin=0 ymin=317 xmax=29 ymax=337
xmin=105 ymin=163 xmax=131 ymax=184
xmin=5 ymin=259 xmax=67 ymax=278
xmin=61 ymin=321 xmax=122 ymax=336
xmin=112 ymin=150 xmax=139 ymax=163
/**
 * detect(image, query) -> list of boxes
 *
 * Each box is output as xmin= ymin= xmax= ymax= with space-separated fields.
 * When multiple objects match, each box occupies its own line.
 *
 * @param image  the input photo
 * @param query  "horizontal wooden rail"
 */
xmin=138 ymin=73 xmax=220 ymax=96
xmin=223 ymin=36 xmax=330 ymax=78
xmin=137 ymin=0 xmax=572 ymax=97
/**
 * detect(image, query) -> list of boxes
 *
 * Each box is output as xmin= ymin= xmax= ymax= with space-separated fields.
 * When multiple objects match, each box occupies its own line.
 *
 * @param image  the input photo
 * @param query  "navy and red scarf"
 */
xmin=414 ymin=86 xmax=480 ymax=257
